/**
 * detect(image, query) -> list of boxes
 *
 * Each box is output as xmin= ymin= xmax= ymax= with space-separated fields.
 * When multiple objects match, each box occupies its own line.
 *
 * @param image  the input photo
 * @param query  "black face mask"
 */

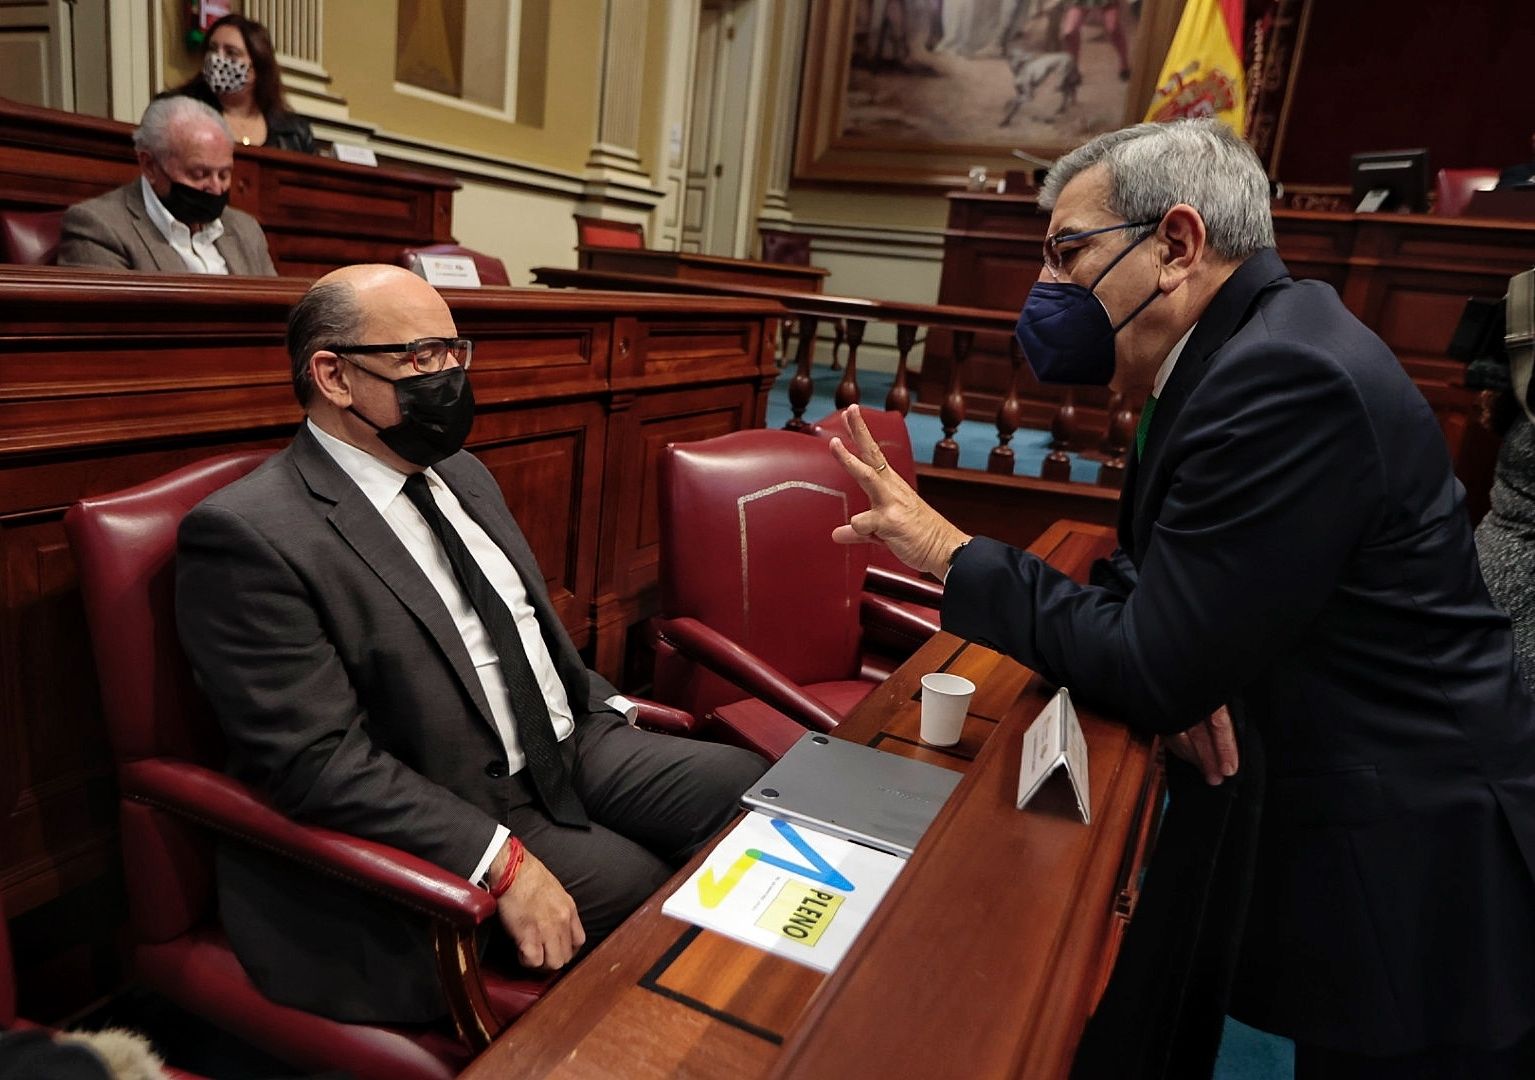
xmin=347 ymin=363 xmax=475 ymax=468
xmin=161 ymin=182 xmax=229 ymax=226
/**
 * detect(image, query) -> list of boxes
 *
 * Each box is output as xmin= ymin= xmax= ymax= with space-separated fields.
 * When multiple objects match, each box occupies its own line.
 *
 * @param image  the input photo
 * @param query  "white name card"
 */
xmin=1016 ymin=687 xmax=1091 ymax=825
xmin=332 ymin=143 xmax=379 ymax=167
xmin=413 ymin=254 xmax=482 ymax=289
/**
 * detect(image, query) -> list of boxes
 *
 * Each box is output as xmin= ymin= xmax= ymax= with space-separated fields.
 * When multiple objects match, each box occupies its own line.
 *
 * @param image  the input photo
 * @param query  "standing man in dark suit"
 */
xmin=57 ymin=96 xmax=276 ymax=275
xmin=175 ymin=264 xmax=765 ymax=1023
xmin=829 ymin=118 xmax=1535 ymax=1078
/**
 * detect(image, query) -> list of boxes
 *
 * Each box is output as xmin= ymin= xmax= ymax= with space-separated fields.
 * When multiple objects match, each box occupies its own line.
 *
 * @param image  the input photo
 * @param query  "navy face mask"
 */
xmin=1015 ymin=226 xmax=1163 ymax=386
xmin=347 ymin=364 xmax=475 ymax=468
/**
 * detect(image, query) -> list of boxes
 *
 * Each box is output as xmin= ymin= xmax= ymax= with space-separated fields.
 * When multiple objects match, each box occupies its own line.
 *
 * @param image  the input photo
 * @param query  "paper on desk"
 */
xmin=662 ymin=811 xmax=905 ymax=973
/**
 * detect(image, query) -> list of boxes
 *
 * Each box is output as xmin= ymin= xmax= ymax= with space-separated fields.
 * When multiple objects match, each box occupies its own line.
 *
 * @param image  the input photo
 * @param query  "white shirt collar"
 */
xmin=307 ymin=418 xmax=443 ymax=515
xmin=1152 ymin=323 xmax=1197 ymax=399
xmin=139 ymin=176 xmax=226 ymax=250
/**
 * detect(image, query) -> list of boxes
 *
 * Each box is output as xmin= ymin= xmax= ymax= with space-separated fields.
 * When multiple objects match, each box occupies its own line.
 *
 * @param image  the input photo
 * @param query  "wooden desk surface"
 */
xmin=577 ymin=247 xmax=830 ymax=293
xmin=462 ymin=521 xmax=1158 ymax=1080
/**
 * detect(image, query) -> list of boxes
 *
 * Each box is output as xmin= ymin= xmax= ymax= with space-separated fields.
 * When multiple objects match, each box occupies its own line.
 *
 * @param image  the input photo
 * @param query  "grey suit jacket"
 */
xmin=175 ymin=425 xmax=624 ymax=1021
xmin=57 ymin=180 xmax=277 ymax=275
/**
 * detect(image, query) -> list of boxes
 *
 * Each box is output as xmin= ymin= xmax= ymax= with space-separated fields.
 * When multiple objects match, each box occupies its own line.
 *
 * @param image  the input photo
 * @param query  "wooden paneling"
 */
xmin=0 ymin=266 xmax=779 ymax=1018
xmin=578 ymin=248 xmax=829 ymax=294
xmin=0 ymin=98 xmax=457 ymax=276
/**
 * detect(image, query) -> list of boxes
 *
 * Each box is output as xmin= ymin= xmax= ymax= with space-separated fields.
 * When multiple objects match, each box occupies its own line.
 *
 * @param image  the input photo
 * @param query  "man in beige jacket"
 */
xmin=58 ymin=96 xmax=276 ymax=275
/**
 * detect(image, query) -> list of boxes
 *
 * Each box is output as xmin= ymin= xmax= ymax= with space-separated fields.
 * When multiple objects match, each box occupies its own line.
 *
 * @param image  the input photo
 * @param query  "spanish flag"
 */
xmin=1143 ymin=0 xmax=1246 ymax=133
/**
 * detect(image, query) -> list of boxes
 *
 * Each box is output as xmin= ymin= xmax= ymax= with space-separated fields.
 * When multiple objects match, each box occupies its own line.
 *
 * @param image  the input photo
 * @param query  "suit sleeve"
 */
xmin=176 ymin=500 xmax=502 ymax=877
xmin=942 ymin=338 xmax=1384 ymax=734
xmin=56 ymin=203 xmax=132 ymax=270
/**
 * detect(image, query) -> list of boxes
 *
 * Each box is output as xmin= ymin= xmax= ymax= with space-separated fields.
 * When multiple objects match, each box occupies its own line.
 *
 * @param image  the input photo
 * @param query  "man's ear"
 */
xmin=1156 ymin=203 xmax=1206 ymax=293
xmin=310 ymin=350 xmax=351 ymax=406
xmin=136 ymin=150 xmax=160 ymax=184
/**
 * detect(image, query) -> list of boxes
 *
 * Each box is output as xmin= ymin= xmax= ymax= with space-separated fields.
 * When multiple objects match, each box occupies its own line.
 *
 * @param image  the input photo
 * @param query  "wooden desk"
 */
xmin=577 ymin=247 xmax=830 ymax=293
xmin=462 ymin=521 xmax=1160 ymax=1080
xmin=0 ymin=98 xmax=457 ymax=276
xmin=1463 ymin=188 xmax=1535 ymax=221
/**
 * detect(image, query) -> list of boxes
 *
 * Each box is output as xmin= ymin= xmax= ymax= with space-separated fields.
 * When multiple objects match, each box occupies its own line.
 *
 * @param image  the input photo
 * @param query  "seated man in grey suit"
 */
xmin=57 ymin=95 xmax=275 ymax=275
xmin=174 ymin=264 xmax=766 ymax=1022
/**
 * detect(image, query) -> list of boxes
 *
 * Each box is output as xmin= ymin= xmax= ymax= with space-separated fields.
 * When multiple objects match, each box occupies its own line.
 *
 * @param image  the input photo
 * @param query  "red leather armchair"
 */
xmin=398 ymin=243 xmax=510 ymax=286
xmin=64 ymin=451 xmax=545 ymax=1080
xmin=652 ymin=429 xmax=938 ymax=761
xmin=1434 ymin=168 xmax=1499 ymax=217
xmin=573 ymin=213 xmax=645 ymax=249
xmin=0 ymin=208 xmax=64 ymax=265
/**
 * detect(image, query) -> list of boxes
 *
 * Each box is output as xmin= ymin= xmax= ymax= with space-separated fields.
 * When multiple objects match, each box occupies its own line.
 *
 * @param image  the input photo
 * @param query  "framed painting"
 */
xmin=794 ymin=0 xmax=1183 ymax=187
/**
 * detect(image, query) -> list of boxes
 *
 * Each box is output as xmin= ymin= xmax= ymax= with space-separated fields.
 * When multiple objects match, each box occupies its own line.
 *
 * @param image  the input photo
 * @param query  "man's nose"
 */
xmin=204 ymin=176 xmax=230 ymax=196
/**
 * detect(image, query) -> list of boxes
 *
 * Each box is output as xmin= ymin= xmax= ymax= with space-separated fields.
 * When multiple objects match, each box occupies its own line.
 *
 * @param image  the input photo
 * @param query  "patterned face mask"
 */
xmin=202 ymin=51 xmax=251 ymax=95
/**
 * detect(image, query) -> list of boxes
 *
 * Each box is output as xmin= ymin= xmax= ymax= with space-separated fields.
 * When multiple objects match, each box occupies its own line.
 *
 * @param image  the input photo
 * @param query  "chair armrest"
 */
xmin=861 ymin=592 xmax=941 ymax=640
xmin=119 ymin=759 xmax=496 ymax=929
xmin=630 ymin=697 xmax=697 ymax=736
xmin=652 ymin=617 xmax=844 ymax=734
xmin=865 ymin=564 xmax=946 ymax=606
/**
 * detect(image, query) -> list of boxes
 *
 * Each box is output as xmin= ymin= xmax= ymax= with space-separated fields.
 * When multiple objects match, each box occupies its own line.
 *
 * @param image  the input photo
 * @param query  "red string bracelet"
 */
xmin=489 ymin=837 xmax=525 ymax=898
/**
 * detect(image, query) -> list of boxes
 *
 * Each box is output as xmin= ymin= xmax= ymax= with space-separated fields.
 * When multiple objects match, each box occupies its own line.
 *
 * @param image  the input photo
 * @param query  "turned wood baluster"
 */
xmin=884 ymin=323 xmax=917 ymax=416
xmin=829 ymin=318 xmax=846 ymax=370
xmin=933 ymin=329 xmax=970 ymax=468
xmin=1050 ymin=387 xmax=1079 ymax=450
xmin=1042 ymin=387 xmax=1075 ymax=481
xmin=989 ymin=337 xmax=1024 ymax=474
xmin=785 ymin=313 xmax=820 ymax=432
xmin=1101 ymin=391 xmax=1130 ymax=455
xmin=834 ymin=318 xmax=865 ymax=409
xmin=1097 ymin=399 xmax=1138 ymax=487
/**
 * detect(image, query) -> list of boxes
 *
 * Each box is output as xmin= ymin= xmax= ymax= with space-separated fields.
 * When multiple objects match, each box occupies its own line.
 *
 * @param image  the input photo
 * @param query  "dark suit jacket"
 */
xmin=57 ymin=180 xmax=277 ymax=275
xmin=175 ymin=425 xmax=625 ymax=1021
xmin=945 ymin=249 xmax=1535 ymax=1058
xmin=1498 ymin=161 xmax=1535 ymax=189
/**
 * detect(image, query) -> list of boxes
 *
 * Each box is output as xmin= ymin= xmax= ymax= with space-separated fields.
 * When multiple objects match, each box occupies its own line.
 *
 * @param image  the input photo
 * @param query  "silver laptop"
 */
xmin=741 ymin=733 xmax=962 ymax=857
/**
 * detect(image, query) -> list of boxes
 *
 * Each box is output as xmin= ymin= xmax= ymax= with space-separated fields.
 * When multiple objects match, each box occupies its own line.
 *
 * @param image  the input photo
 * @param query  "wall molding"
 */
xmin=307 ymin=116 xmax=665 ymax=209
xmin=772 ymin=216 xmax=946 ymax=261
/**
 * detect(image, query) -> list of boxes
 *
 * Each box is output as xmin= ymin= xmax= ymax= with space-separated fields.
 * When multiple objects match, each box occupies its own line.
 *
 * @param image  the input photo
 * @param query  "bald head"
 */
xmin=287 ymin=264 xmax=455 ymax=407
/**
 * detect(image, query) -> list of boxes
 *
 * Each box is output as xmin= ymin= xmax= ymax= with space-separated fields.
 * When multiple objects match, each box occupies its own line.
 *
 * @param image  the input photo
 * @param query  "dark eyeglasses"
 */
xmin=1043 ymin=219 xmax=1159 ymax=278
xmin=330 ymin=337 xmax=474 ymax=374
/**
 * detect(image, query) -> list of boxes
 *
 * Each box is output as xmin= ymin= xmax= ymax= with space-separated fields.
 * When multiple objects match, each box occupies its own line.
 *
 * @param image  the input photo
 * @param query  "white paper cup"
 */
xmin=920 ymin=672 xmax=976 ymax=747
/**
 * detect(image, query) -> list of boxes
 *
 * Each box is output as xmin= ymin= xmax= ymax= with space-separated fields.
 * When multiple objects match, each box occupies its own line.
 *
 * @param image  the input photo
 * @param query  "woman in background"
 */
xmin=165 ymin=14 xmax=315 ymax=154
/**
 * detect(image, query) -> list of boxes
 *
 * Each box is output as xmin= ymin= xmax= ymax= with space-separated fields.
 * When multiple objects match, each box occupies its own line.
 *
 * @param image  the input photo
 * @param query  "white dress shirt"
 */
xmin=140 ymin=177 xmax=229 ymax=275
xmin=1153 ymin=323 xmax=1198 ymax=399
xmin=307 ymin=421 xmax=633 ymax=884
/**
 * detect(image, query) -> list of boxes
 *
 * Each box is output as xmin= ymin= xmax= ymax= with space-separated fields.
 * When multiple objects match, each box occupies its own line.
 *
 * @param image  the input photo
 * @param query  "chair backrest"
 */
xmin=399 ymin=243 xmax=510 ymax=286
xmin=64 ymin=450 xmax=273 ymax=943
xmin=573 ymin=213 xmax=645 ymax=250
xmin=65 ymin=451 xmax=273 ymax=765
xmin=759 ymin=229 xmax=812 ymax=266
xmin=1434 ymin=168 xmax=1500 ymax=217
xmin=657 ymin=429 xmax=869 ymax=718
xmin=0 ymin=208 xmax=65 ymax=265
xmin=808 ymin=408 xmax=919 ymax=580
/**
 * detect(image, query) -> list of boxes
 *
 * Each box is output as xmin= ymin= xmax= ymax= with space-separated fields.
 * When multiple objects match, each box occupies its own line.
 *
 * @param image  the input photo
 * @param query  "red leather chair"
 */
xmin=573 ymin=213 xmax=645 ymax=250
xmin=63 ymin=451 xmax=547 ymax=1080
xmin=398 ymin=243 xmax=510 ymax=286
xmin=0 ymin=208 xmax=65 ymax=265
xmin=809 ymin=408 xmax=945 ymax=628
xmin=1434 ymin=168 xmax=1499 ymax=216
xmin=652 ymin=429 xmax=938 ymax=761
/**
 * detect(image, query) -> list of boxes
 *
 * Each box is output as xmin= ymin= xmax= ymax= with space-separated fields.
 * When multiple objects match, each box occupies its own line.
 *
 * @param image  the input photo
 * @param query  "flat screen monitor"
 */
xmin=1350 ymin=149 xmax=1430 ymax=213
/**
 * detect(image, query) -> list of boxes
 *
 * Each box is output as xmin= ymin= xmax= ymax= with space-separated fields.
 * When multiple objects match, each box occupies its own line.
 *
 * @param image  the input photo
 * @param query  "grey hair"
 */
xmin=1039 ymin=118 xmax=1275 ymax=260
xmin=131 ymin=96 xmax=233 ymax=160
xmin=287 ymin=281 xmax=365 ymax=406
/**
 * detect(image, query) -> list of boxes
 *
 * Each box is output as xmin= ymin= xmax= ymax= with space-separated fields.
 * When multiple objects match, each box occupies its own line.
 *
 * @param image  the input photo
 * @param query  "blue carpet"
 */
xmin=769 ymin=362 xmax=1297 ymax=1079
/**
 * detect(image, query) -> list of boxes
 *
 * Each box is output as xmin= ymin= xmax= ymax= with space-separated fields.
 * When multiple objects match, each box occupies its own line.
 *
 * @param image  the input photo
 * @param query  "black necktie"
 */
xmin=401 ymin=472 xmax=588 ymax=827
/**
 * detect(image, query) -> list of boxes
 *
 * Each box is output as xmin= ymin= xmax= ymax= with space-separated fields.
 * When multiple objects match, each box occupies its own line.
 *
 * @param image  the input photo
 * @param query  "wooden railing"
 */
xmin=530 ymin=266 xmax=1137 ymax=488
